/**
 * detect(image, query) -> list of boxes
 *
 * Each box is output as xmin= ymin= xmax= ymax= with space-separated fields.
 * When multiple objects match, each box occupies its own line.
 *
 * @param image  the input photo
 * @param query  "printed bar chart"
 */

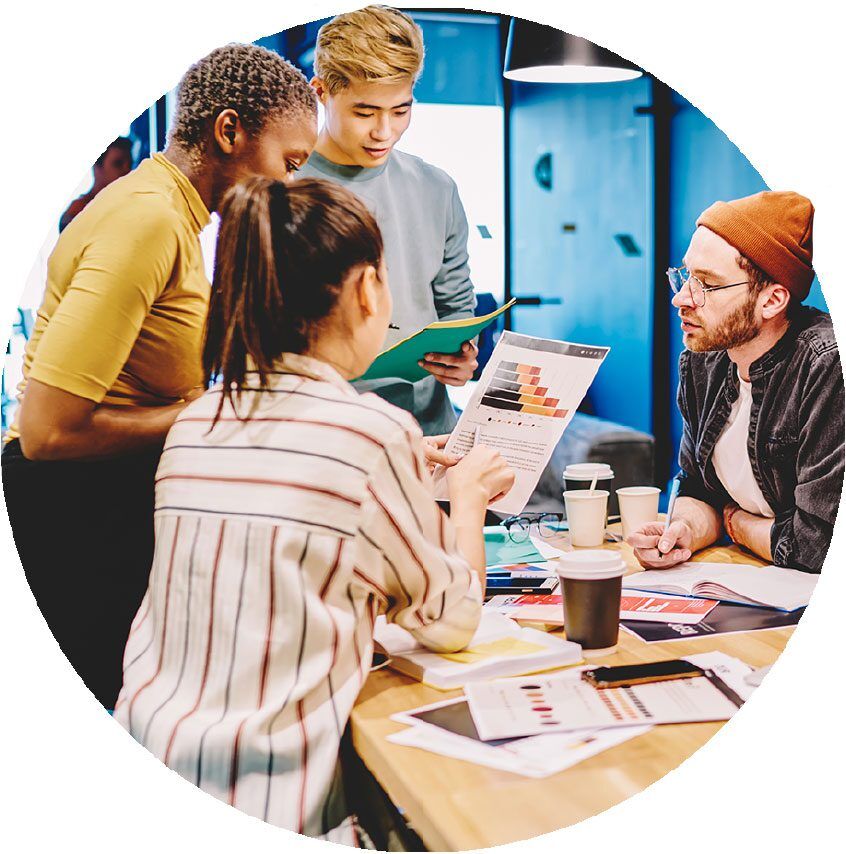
xmin=481 ymin=361 xmax=569 ymax=418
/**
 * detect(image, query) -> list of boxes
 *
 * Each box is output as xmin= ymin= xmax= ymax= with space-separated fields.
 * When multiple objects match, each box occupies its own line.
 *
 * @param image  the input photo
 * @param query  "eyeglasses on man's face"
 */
xmin=502 ymin=513 xmax=566 ymax=543
xmin=667 ymin=266 xmax=751 ymax=307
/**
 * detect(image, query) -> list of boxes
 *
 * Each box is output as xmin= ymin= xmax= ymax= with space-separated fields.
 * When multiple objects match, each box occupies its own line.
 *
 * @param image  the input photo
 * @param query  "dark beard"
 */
xmin=685 ymin=295 xmax=760 ymax=352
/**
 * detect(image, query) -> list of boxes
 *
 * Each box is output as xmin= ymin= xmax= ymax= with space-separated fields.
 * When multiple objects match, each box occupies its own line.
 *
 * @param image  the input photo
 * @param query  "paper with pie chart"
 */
xmin=435 ymin=331 xmax=609 ymax=514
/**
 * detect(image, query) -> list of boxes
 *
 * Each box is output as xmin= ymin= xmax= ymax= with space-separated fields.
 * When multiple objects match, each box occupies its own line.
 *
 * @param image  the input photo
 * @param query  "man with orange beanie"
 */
xmin=628 ymin=191 xmax=842 ymax=573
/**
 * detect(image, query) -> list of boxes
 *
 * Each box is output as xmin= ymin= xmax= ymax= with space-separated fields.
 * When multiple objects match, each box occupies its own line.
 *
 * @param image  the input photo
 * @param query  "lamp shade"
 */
xmin=503 ymin=18 xmax=642 ymax=83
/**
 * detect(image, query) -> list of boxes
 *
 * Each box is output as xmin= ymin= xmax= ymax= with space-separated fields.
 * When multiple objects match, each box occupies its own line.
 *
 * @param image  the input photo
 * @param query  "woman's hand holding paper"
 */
xmin=422 ymin=434 xmax=459 ymax=473
xmin=448 ymin=445 xmax=515 ymax=508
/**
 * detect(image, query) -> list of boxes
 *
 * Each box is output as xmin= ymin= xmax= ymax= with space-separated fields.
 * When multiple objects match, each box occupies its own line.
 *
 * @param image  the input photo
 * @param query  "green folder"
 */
xmin=357 ymin=299 xmax=516 ymax=382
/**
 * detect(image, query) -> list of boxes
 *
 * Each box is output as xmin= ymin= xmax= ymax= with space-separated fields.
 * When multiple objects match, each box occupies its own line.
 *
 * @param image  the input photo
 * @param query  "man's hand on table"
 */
xmin=419 ymin=340 xmax=478 ymax=387
xmin=627 ymin=519 xmax=694 ymax=569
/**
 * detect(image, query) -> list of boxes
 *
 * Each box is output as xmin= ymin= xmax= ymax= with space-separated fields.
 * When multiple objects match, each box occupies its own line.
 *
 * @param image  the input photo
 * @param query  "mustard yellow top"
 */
xmin=8 ymin=154 xmax=211 ymax=441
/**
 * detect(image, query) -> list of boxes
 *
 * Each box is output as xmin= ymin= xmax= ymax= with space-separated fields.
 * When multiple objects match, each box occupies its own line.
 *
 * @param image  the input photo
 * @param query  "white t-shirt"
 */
xmin=711 ymin=377 xmax=775 ymax=517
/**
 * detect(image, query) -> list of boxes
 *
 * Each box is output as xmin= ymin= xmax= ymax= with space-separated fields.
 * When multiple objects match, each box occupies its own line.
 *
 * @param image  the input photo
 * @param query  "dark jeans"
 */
xmin=2 ymin=439 xmax=161 ymax=707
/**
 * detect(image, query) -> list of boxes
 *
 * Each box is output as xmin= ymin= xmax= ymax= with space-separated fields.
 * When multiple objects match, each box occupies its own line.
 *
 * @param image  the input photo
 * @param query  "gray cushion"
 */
xmin=524 ymin=412 xmax=655 ymax=515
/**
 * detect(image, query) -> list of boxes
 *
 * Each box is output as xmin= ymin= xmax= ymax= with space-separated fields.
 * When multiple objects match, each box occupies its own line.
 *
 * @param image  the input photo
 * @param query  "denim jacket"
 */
xmin=677 ymin=307 xmax=843 ymax=573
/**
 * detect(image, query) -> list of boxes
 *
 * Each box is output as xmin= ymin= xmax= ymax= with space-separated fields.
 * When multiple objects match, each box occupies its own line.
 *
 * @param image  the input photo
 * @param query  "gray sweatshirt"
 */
xmin=300 ymin=148 xmax=476 ymax=435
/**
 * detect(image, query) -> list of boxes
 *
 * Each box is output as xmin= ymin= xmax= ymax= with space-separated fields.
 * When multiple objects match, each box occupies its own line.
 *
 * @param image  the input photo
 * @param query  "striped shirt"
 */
xmin=114 ymin=353 xmax=481 ymax=843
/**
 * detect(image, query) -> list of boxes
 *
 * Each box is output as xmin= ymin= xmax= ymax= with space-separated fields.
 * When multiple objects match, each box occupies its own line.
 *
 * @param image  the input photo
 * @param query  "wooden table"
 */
xmin=350 ymin=540 xmax=793 ymax=851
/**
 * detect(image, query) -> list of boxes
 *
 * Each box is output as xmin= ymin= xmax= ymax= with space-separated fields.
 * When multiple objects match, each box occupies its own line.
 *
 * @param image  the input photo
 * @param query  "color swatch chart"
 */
xmin=480 ymin=361 xmax=569 ymax=419
xmin=465 ymin=670 xmax=740 ymax=740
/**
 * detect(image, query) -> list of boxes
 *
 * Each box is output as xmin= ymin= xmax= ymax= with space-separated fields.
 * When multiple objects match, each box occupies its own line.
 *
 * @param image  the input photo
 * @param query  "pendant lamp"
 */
xmin=504 ymin=18 xmax=642 ymax=83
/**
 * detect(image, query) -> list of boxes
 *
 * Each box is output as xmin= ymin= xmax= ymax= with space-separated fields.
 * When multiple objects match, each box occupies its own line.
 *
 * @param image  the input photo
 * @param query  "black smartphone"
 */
xmin=582 ymin=659 xmax=705 ymax=689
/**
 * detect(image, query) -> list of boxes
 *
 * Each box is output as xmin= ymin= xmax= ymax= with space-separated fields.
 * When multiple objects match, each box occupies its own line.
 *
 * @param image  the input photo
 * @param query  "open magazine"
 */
xmin=624 ymin=562 xmax=817 ymax=611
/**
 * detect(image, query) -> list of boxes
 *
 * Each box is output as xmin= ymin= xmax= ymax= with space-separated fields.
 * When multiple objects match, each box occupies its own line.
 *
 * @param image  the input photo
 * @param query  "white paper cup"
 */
xmin=563 ymin=463 xmax=615 ymax=520
xmin=563 ymin=489 xmax=609 ymax=547
xmin=616 ymin=486 xmax=661 ymax=540
xmin=555 ymin=550 xmax=625 ymax=656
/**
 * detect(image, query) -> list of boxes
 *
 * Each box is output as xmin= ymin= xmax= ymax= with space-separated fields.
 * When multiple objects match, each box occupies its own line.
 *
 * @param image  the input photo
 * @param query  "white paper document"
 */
xmin=388 ymin=696 xmax=651 ymax=778
xmin=434 ymin=331 xmax=609 ymax=514
xmin=464 ymin=659 xmax=744 ymax=741
xmin=683 ymin=651 xmax=757 ymax=703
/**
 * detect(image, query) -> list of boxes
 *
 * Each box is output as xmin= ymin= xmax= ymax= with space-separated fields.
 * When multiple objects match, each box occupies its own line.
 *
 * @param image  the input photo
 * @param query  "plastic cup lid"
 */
xmin=555 ymin=550 xmax=626 ymax=579
xmin=563 ymin=462 xmax=614 ymax=480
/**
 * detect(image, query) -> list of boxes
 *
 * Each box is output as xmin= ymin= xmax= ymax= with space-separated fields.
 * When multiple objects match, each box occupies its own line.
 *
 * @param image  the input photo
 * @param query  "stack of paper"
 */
xmin=388 ymin=697 xmax=650 ymax=778
xmin=486 ymin=563 xmax=557 ymax=577
xmin=373 ymin=611 xmax=582 ymax=690
xmin=625 ymin=562 xmax=817 ymax=611
xmin=387 ymin=652 xmax=753 ymax=777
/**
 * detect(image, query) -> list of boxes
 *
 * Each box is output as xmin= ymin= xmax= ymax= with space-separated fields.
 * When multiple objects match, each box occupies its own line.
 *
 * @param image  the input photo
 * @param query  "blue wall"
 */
xmin=667 ymin=94 xmax=828 ymax=471
xmin=412 ymin=13 xmax=501 ymax=106
xmin=509 ymin=77 xmax=654 ymax=434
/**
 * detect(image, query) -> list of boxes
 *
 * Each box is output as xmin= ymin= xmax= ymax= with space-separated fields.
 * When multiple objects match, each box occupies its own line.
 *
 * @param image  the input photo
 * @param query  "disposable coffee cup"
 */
xmin=563 ymin=489 xmax=609 ymax=547
xmin=555 ymin=550 xmax=625 ymax=657
xmin=617 ymin=486 xmax=661 ymax=540
xmin=563 ymin=463 xmax=615 ymax=520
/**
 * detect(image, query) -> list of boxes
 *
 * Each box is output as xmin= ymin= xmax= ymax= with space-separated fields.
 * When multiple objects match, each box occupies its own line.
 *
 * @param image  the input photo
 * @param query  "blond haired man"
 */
xmin=300 ymin=5 xmax=478 ymax=436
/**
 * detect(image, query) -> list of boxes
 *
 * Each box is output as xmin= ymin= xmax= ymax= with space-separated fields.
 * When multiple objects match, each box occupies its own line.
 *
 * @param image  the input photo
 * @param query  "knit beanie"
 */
xmin=696 ymin=191 xmax=815 ymax=301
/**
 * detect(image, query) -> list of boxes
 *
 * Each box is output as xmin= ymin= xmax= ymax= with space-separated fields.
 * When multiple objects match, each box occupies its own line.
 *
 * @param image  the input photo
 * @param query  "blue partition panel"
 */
xmin=509 ymin=77 xmax=654 ymax=433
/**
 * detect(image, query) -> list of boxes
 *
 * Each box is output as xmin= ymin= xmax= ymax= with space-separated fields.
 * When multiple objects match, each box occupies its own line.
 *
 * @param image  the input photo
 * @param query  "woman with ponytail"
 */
xmin=115 ymin=176 xmax=514 ymax=843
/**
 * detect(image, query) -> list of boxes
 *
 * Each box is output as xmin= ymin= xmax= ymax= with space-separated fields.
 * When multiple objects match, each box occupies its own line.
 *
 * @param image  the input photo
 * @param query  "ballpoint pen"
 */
xmin=663 ymin=472 xmax=682 ymax=536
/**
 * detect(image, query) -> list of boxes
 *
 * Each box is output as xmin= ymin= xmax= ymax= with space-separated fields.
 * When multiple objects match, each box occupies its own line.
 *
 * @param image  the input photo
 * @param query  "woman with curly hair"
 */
xmin=2 ymin=43 xmax=317 ymax=709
